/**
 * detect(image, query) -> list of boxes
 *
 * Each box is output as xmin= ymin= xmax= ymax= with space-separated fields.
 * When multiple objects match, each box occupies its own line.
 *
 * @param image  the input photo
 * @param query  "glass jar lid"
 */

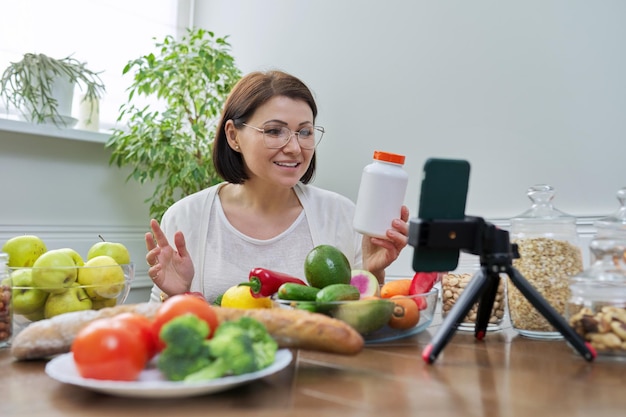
xmin=595 ymin=187 xmax=626 ymax=236
xmin=511 ymin=184 xmax=575 ymax=222
xmin=570 ymin=238 xmax=626 ymax=284
xmin=510 ymin=184 xmax=578 ymax=239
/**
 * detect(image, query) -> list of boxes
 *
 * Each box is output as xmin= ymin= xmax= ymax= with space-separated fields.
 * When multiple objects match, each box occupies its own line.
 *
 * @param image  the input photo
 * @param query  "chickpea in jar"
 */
xmin=441 ymin=272 xmax=506 ymax=328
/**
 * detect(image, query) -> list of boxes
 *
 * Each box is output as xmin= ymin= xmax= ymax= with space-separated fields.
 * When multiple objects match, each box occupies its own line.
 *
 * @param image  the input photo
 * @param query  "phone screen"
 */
xmin=411 ymin=158 xmax=470 ymax=272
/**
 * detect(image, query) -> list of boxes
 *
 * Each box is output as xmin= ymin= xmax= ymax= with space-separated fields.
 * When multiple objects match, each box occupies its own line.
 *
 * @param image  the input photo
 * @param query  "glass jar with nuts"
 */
xmin=441 ymin=259 xmax=506 ymax=331
xmin=567 ymin=238 xmax=626 ymax=360
xmin=508 ymin=184 xmax=584 ymax=339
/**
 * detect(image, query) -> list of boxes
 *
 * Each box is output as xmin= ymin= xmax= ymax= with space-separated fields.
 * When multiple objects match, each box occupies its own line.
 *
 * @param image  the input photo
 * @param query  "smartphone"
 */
xmin=411 ymin=158 xmax=471 ymax=272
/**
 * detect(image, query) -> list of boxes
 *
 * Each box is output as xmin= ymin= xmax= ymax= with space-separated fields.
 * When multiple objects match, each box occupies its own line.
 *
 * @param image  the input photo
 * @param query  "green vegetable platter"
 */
xmin=45 ymin=349 xmax=293 ymax=398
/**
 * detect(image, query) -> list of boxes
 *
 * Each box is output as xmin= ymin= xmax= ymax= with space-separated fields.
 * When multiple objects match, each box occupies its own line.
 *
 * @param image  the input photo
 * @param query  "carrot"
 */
xmin=380 ymin=279 xmax=412 ymax=298
xmin=388 ymin=296 xmax=420 ymax=329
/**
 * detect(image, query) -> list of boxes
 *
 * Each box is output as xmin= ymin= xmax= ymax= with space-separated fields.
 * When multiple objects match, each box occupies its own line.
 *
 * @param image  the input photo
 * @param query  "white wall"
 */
xmin=196 ymin=0 xmax=626 ymax=221
xmin=0 ymin=125 xmax=155 ymax=303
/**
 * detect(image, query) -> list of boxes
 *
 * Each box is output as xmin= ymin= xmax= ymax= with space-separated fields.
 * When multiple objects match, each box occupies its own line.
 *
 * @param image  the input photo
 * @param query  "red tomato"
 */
xmin=113 ymin=312 xmax=158 ymax=360
xmin=152 ymin=294 xmax=219 ymax=352
xmin=71 ymin=318 xmax=148 ymax=381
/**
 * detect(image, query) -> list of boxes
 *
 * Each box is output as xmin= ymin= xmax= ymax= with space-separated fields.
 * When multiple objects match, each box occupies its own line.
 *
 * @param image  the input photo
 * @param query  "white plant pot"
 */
xmin=23 ymin=73 xmax=77 ymax=127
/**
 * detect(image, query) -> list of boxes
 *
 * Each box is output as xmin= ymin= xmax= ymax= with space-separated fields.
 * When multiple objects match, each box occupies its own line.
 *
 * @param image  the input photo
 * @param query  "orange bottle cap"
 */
xmin=373 ymin=151 xmax=405 ymax=165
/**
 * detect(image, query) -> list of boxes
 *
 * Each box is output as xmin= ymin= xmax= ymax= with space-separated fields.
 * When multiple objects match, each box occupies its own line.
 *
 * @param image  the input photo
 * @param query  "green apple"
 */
xmin=87 ymin=240 xmax=131 ymax=265
xmin=31 ymin=249 xmax=78 ymax=294
xmin=22 ymin=308 xmax=46 ymax=322
xmin=44 ymin=283 xmax=93 ymax=319
xmin=91 ymin=297 xmax=118 ymax=310
xmin=4 ymin=269 xmax=49 ymax=315
xmin=57 ymin=247 xmax=85 ymax=266
xmin=2 ymin=235 xmax=47 ymax=267
xmin=77 ymin=255 xmax=125 ymax=301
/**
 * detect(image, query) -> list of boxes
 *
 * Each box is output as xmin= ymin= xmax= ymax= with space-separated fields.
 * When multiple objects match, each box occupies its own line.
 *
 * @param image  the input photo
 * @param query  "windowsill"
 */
xmin=0 ymin=116 xmax=110 ymax=144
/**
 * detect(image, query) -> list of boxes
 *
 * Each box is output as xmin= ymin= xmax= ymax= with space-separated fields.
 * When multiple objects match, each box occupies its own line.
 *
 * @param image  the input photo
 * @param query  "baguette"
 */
xmin=11 ymin=302 xmax=364 ymax=360
xmin=10 ymin=303 xmax=161 ymax=360
xmin=214 ymin=306 xmax=364 ymax=355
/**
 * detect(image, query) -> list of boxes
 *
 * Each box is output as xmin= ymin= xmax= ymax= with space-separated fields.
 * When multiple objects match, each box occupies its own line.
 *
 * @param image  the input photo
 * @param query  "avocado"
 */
xmin=304 ymin=245 xmax=352 ymax=288
xmin=331 ymin=299 xmax=395 ymax=335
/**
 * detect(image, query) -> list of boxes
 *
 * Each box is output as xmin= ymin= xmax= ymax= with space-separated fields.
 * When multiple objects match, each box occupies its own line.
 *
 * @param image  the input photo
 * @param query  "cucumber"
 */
xmin=277 ymin=283 xmax=320 ymax=301
xmin=315 ymin=283 xmax=361 ymax=303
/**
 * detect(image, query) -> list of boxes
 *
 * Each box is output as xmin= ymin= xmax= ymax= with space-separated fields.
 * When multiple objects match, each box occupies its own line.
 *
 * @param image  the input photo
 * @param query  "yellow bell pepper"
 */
xmin=220 ymin=285 xmax=273 ymax=309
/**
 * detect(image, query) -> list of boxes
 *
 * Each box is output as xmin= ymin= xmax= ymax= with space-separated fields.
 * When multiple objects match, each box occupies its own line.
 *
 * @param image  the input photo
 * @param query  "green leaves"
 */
xmin=106 ymin=27 xmax=242 ymax=221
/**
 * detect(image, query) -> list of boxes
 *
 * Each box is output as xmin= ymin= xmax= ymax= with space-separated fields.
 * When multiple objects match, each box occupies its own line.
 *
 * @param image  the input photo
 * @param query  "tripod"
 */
xmin=408 ymin=216 xmax=596 ymax=364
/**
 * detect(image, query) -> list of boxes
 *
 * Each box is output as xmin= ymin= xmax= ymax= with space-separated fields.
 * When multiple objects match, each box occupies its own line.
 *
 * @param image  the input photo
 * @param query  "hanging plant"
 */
xmin=0 ymin=53 xmax=105 ymax=126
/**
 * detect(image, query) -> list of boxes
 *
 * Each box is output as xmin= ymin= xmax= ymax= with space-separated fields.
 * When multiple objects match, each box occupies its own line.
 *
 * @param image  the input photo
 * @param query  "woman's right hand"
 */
xmin=145 ymin=218 xmax=195 ymax=297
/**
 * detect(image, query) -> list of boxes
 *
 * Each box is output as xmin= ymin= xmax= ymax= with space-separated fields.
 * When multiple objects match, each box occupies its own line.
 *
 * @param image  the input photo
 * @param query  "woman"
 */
xmin=146 ymin=70 xmax=409 ymax=303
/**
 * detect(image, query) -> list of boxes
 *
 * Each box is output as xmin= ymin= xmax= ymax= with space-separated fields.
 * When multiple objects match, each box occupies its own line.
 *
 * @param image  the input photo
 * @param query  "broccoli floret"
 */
xmin=184 ymin=317 xmax=278 ymax=382
xmin=185 ymin=332 xmax=256 ymax=381
xmin=156 ymin=314 xmax=278 ymax=382
xmin=158 ymin=347 xmax=212 ymax=381
xmin=185 ymin=357 xmax=230 ymax=381
xmin=160 ymin=313 xmax=209 ymax=350
xmin=157 ymin=314 xmax=212 ymax=381
xmin=228 ymin=316 xmax=278 ymax=369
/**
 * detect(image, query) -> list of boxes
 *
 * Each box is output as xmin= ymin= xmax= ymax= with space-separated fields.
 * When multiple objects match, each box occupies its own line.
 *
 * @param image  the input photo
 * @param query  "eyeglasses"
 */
xmin=242 ymin=123 xmax=325 ymax=149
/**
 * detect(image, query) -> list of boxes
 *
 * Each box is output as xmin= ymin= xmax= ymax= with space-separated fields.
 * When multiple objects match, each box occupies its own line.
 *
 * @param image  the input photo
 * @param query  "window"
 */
xmin=0 ymin=0 xmax=191 ymax=130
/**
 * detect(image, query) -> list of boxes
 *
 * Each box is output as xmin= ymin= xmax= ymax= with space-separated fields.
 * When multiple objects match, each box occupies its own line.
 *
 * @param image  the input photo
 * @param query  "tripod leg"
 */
xmin=505 ymin=266 xmax=596 ymax=362
xmin=423 ymin=270 xmax=488 ymax=364
xmin=474 ymin=268 xmax=500 ymax=340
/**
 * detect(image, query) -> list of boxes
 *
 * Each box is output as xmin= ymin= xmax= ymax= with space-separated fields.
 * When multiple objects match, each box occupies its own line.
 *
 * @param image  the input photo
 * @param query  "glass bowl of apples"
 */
xmin=4 ymin=247 xmax=134 ymax=337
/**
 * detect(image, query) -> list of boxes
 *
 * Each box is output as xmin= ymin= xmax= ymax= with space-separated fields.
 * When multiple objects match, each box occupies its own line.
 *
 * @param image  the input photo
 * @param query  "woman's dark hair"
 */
xmin=213 ymin=70 xmax=318 ymax=184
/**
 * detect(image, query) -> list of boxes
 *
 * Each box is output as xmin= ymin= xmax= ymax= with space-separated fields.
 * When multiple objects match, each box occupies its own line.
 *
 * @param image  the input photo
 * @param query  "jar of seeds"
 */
xmin=441 ymin=257 xmax=506 ymax=331
xmin=0 ymin=253 xmax=11 ymax=348
xmin=508 ymin=184 xmax=584 ymax=339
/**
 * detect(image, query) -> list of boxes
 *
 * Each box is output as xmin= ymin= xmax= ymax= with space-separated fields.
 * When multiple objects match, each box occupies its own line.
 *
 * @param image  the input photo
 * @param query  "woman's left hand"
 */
xmin=362 ymin=205 xmax=410 ymax=283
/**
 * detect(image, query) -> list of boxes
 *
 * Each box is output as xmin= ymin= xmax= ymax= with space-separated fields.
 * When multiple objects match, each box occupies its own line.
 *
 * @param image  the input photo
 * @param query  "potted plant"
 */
xmin=0 ymin=53 xmax=105 ymax=127
xmin=106 ymin=27 xmax=242 ymax=221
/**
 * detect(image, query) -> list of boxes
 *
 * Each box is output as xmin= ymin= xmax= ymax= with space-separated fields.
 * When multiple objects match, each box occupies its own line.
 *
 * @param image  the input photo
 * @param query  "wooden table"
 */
xmin=2 ymin=315 xmax=626 ymax=417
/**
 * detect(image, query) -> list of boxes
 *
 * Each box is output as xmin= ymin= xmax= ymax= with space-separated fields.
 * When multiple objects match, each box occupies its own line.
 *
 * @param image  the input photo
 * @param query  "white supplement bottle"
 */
xmin=353 ymin=151 xmax=409 ymax=239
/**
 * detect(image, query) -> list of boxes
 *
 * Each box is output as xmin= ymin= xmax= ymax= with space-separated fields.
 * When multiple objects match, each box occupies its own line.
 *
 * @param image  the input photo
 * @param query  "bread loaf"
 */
xmin=215 ymin=307 xmax=364 ymax=355
xmin=10 ymin=302 xmax=364 ymax=360
xmin=10 ymin=303 xmax=161 ymax=360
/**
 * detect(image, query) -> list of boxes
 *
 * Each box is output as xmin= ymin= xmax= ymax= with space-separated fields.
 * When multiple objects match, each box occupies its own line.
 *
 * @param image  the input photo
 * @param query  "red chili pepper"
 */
xmin=409 ymin=272 xmax=440 ymax=310
xmin=239 ymin=268 xmax=307 ymax=298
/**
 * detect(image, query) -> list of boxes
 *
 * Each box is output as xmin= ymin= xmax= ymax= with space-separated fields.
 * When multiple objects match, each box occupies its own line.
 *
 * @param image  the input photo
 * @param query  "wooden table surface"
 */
xmin=2 ymin=314 xmax=626 ymax=417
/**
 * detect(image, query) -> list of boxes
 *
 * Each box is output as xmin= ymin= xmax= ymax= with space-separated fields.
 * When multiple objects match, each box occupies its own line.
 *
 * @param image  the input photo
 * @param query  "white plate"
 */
xmin=45 ymin=349 xmax=293 ymax=398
